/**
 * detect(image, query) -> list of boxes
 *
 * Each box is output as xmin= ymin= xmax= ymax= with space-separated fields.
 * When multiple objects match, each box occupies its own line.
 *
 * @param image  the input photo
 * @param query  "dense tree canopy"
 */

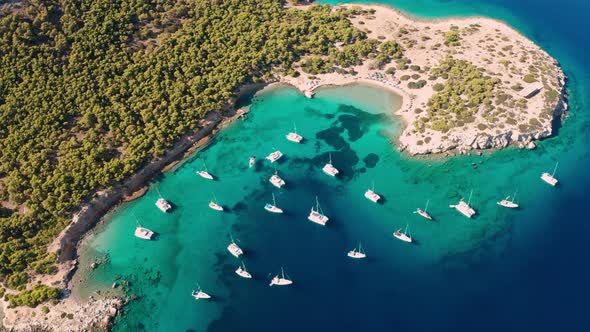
xmin=0 ymin=0 xmax=391 ymax=300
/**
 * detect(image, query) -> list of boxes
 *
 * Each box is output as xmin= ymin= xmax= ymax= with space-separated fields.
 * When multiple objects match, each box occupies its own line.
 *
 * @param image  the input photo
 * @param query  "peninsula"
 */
xmin=0 ymin=0 xmax=566 ymax=331
xmin=283 ymin=4 xmax=566 ymax=155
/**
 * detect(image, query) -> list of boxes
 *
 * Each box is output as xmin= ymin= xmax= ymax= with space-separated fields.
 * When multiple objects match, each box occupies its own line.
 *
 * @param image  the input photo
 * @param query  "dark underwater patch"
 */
xmin=363 ymin=153 xmax=379 ymax=168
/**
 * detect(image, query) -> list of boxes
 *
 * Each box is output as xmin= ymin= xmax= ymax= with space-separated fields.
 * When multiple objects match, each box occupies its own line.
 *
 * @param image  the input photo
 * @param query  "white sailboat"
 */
xmin=308 ymin=196 xmax=329 ymax=226
xmin=264 ymin=193 xmax=284 ymax=214
xmin=155 ymin=187 xmax=172 ymax=212
xmin=191 ymin=283 xmax=211 ymax=300
xmin=322 ymin=153 xmax=339 ymax=177
xmin=249 ymin=156 xmax=256 ymax=168
xmin=541 ymin=161 xmax=559 ymax=186
xmin=286 ymin=123 xmax=303 ymax=143
xmin=208 ymin=194 xmax=224 ymax=211
xmin=134 ymin=226 xmax=154 ymax=240
xmin=269 ymin=267 xmax=293 ymax=286
xmin=235 ymin=261 xmax=252 ymax=279
xmin=450 ymin=190 xmax=476 ymax=218
xmin=414 ymin=199 xmax=433 ymax=220
xmin=347 ymin=242 xmax=367 ymax=259
xmin=196 ymin=160 xmax=214 ymax=180
xmin=266 ymin=150 xmax=283 ymax=163
xmin=393 ymin=224 xmax=412 ymax=243
xmin=269 ymin=167 xmax=286 ymax=188
xmin=497 ymin=191 xmax=519 ymax=208
xmin=227 ymin=235 xmax=243 ymax=258
xmin=364 ymin=181 xmax=381 ymax=203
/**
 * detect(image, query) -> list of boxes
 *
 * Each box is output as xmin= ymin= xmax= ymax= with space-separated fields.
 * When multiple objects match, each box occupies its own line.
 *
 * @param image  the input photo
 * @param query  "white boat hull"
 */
xmin=450 ymin=201 xmax=476 ymax=218
xmin=235 ymin=267 xmax=252 ymax=279
xmin=209 ymin=201 xmax=223 ymax=211
xmin=227 ymin=243 xmax=243 ymax=258
xmin=347 ymin=251 xmax=366 ymax=259
xmin=266 ymin=151 xmax=283 ymax=163
xmin=264 ymin=204 xmax=283 ymax=214
xmin=364 ymin=189 xmax=380 ymax=203
xmin=308 ymin=209 xmax=329 ymax=225
xmin=497 ymin=200 xmax=519 ymax=208
xmin=196 ymin=171 xmax=214 ymax=180
xmin=416 ymin=209 xmax=433 ymax=220
xmin=286 ymin=133 xmax=303 ymax=143
xmin=192 ymin=290 xmax=211 ymax=300
xmin=541 ymin=173 xmax=558 ymax=186
xmin=322 ymin=164 xmax=339 ymax=176
xmin=249 ymin=157 xmax=256 ymax=168
xmin=155 ymin=198 xmax=171 ymax=212
xmin=269 ymin=277 xmax=293 ymax=286
xmin=393 ymin=230 xmax=412 ymax=243
xmin=269 ymin=175 xmax=285 ymax=188
xmin=134 ymin=227 xmax=154 ymax=240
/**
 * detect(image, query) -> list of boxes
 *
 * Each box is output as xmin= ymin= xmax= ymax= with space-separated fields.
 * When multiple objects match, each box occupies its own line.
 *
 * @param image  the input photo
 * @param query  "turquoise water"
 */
xmin=75 ymin=1 xmax=590 ymax=331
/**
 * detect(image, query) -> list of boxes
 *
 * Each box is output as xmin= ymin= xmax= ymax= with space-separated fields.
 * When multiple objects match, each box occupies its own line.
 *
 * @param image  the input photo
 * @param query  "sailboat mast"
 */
xmin=425 ymin=199 xmax=430 ymax=212
xmin=552 ymin=161 xmax=559 ymax=176
xmin=272 ymin=193 xmax=276 ymax=206
xmin=468 ymin=190 xmax=473 ymax=205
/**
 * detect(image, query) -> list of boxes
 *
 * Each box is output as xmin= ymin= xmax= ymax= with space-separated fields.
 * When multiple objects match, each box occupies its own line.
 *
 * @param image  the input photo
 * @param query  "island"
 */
xmin=0 ymin=0 xmax=566 ymax=330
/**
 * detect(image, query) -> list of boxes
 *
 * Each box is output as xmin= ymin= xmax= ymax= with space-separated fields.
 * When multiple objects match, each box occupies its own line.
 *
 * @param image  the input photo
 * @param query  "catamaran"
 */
xmin=269 ymin=267 xmax=293 ymax=286
xmin=414 ymin=199 xmax=433 ymax=220
xmin=235 ymin=262 xmax=252 ymax=279
xmin=364 ymin=181 xmax=381 ymax=203
xmin=266 ymin=150 xmax=283 ymax=163
xmin=196 ymin=160 xmax=214 ymax=180
xmin=347 ymin=242 xmax=367 ymax=259
xmin=450 ymin=190 xmax=476 ymax=218
xmin=249 ymin=156 xmax=256 ymax=168
xmin=541 ymin=161 xmax=559 ymax=186
xmin=134 ymin=226 xmax=154 ymax=240
xmin=264 ymin=193 xmax=284 ymax=214
xmin=191 ymin=283 xmax=211 ymax=300
xmin=269 ymin=167 xmax=285 ymax=188
xmin=308 ymin=196 xmax=329 ymax=226
xmin=209 ymin=195 xmax=224 ymax=211
xmin=286 ymin=123 xmax=303 ymax=143
xmin=322 ymin=153 xmax=339 ymax=177
xmin=227 ymin=236 xmax=243 ymax=258
xmin=155 ymin=188 xmax=172 ymax=212
xmin=393 ymin=224 xmax=412 ymax=243
xmin=497 ymin=191 xmax=519 ymax=208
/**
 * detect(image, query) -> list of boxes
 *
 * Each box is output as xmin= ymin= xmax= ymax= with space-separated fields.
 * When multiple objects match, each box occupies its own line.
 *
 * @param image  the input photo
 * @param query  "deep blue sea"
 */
xmin=74 ymin=1 xmax=590 ymax=331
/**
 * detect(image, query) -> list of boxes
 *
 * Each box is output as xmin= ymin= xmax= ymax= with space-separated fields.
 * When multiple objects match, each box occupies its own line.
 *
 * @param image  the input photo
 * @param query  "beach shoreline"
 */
xmin=1 ymin=2 xmax=567 ymax=331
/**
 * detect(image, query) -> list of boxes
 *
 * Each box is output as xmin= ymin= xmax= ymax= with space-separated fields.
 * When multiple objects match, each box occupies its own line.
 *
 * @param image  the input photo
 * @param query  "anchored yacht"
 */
xmin=308 ymin=196 xmax=329 ymax=226
xmin=269 ymin=267 xmax=293 ymax=286
xmin=235 ymin=262 xmax=252 ymax=279
xmin=264 ymin=193 xmax=284 ymax=214
xmin=286 ymin=123 xmax=303 ymax=143
xmin=393 ymin=224 xmax=412 ymax=243
xmin=191 ymin=283 xmax=211 ymax=300
xmin=497 ymin=192 xmax=519 ymax=208
xmin=415 ymin=199 xmax=433 ymax=220
xmin=249 ymin=156 xmax=256 ymax=168
xmin=266 ymin=150 xmax=283 ymax=163
xmin=450 ymin=190 xmax=476 ymax=218
xmin=322 ymin=153 xmax=339 ymax=177
xmin=269 ymin=167 xmax=285 ymax=188
xmin=155 ymin=197 xmax=171 ymax=213
xmin=227 ymin=236 xmax=243 ymax=258
xmin=364 ymin=182 xmax=381 ymax=203
xmin=134 ymin=226 xmax=154 ymax=240
xmin=347 ymin=242 xmax=367 ymax=259
xmin=541 ymin=161 xmax=559 ymax=186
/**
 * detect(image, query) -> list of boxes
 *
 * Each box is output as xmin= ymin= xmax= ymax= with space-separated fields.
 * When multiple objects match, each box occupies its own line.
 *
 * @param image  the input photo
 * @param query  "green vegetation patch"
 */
xmin=421 ymin=56 xmax=501 ymax=132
